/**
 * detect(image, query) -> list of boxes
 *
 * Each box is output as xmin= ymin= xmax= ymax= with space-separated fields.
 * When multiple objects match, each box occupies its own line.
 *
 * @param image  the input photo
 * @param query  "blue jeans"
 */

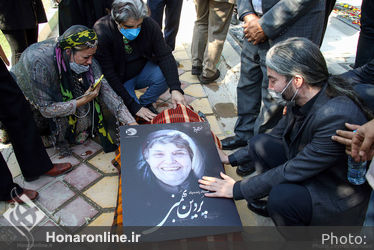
xmin=123 ymin=61 xmax=168 ymax=106
xmin=148 ymin=0 xmax=183 ymax=51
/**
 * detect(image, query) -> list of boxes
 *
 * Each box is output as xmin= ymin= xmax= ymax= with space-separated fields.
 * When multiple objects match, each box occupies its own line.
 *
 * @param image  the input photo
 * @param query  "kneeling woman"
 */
xmin=12 ymin=25 xmax=137 ymax=154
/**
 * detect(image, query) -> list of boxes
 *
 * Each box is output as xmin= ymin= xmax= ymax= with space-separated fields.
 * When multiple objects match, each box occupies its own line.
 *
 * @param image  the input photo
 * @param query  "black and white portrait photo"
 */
xmin=120 ymin=122 xmax=241 ymax=240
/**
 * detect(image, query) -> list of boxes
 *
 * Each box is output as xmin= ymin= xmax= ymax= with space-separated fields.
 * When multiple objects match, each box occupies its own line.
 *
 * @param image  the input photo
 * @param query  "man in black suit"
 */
xmin=221 ymin=0 xmax=326 ymax=154
xmin=0 ymin=48 xmax=72 ymax=203
xmin=199 ymin=38 xmax=372 ymax=226
xmin=0 ymin=0 xmax=47 ymax=65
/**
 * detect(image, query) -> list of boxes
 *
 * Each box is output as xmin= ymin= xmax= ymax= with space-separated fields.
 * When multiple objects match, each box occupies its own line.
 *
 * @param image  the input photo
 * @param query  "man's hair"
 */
xmin=111 ymin=0 xmax=148 ymax=24
xmin=266 ymin=37 xmax=373 ymax=118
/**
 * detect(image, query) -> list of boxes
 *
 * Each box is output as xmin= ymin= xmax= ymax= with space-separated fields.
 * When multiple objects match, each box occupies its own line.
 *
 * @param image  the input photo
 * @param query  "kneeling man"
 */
xmin=199 ymin=38 xmax=372 ymax=226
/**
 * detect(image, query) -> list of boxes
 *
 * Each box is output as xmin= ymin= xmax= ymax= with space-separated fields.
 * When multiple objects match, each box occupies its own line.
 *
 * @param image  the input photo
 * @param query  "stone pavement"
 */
xmin=0 ymin=0 xmax=361 ymax=230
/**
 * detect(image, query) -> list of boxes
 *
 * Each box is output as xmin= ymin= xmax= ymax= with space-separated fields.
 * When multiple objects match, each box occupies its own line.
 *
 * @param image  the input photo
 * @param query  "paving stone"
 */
xmin=0 ymin=143 xmax=11 ymax=151
xmin=84 ymin=176 xmax=118 ymax=209
xmin=178 ymin=59 xmax=192 ymax=71
xmin=222 ymin=38 xmax=241 ymax=68
xmin=38 ymin=181 xmax=75 ymax=212
xmin=223 ymin=164 xmax=273 ymax=226
xmin=6 ymin=151 xmax=21 ymax=178
xmin=64 ymin=164 xmax=102 ymax=191
xmin=217 ymin=135 xmax=226 ymax=141
xmin=189 ymin=98 xmax=213 ymax=114
xmin=88 ymin=212 xmax=115 ymax=226
xmin=54 ymin=197 xmax=98 ymax=227
xmin=0 ymin=215 xmax=12 ymax=226
xmin=42 ymin=220 xmax=58 ymax=226
xmin=71 ymin=140 xmax=102 ymax=160
xmin=174 ymin=45 xmax=186 ymax=51
xmin=178 ymin=68 xmax=185 ymax=76
xmin=159 ymin=90 xmax=171 ymax=101
xmin=88 ymin=152 xmax=118 ymax=174
xmin=206 ymin=115 xmax=223 ymax=136
xmin=173 ymin=50 xmax=189 ymax=60
xmin=183 ymin=95 xmax=197 ymax=106
xmin=14 ymin=175 xmax=55 ymax=191
xmin=183 ymin=84 xmax=206 ymax=98
xmin=179 ymin=72 xmax=199 ymax=84
xmin=50 ymin=154 xmax=80 ymax=166
xmin=180 ymin=81 xmax=190 ymax=90
xmin=0 ymin=205 xmax=47 ymax=227
xmin=0 ymin=202 xmax=9 ymax=215
xmin=46 ymin=147 xmax=58 ymax=158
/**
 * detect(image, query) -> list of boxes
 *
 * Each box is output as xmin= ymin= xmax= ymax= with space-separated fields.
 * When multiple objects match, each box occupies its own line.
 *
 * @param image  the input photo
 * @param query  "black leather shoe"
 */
xmin=198 ymin=70 xmax=220 ymax=84
xmin=236 ymin=165 xmax=255 ymax=177
xmin=191 ymin=66 xmax=202 ymax=75
xmin=221 ymin=136 xmax=247 ymax=150
xmin=247 ymin=200 xmax=269 ymax=217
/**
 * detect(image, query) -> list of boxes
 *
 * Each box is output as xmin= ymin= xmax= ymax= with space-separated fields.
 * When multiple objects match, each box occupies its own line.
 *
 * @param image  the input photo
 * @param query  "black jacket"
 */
xmin=233 ymin=85 xmax=371 ymax=225
xmin=0 ymin=0 xmax=47 ymax=30
xmin=94 ymin=16 xmax=183 ymax=115
xmin=58 ymin=0 xmax=114 ymax=35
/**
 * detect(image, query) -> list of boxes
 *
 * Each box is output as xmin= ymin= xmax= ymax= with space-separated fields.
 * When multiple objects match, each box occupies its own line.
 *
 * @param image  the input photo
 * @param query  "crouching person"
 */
xmin=11 ymin=25 xmax=137 ymax=155
xmin=199 ymin=37 xmax=372 ymax=227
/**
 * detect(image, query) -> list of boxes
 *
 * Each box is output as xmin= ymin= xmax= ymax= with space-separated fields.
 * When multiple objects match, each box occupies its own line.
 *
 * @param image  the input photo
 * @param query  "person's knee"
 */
xmin=267 ymin=184 xmax=289 ymax=216
xmin=268 ymin=184 xmax=312 ymax=226
xmin=150 ymin=66 xmax=168 ymax=91
xmin=248 ymin=134 xmax=272 ymax=158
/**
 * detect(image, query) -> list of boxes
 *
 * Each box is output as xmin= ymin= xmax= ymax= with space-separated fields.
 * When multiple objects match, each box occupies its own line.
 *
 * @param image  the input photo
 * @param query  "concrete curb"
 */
xmin=38 ymin=6 xmax=58 ymax=41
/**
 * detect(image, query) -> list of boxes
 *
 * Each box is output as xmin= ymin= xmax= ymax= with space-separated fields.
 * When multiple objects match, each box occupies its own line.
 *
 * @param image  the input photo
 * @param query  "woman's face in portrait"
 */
xmin=146 ymin=142 xmax=192 ymax=186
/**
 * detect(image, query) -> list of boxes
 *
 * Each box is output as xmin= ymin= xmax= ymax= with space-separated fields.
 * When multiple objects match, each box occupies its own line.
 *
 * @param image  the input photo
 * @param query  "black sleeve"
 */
xmin=340 ymin=58 xmax=374 ymax=86
xmin=233 ymin=181 xmax=244 ymax=200
xmin=147 ymin=18 xmax=184 ymax=94
xmin=94 ymin=18 xmax=142 ymax=115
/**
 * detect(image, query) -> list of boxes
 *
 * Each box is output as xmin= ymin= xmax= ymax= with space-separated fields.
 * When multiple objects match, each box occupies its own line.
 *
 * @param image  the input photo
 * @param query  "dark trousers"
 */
xmin=355 ymin=0 xmax=374 ymax=68
xmin=320 ymin=0 xmax=336 ymax=46
xmin=2 ymin=28 xmax=38 ymax=65
xmin=238 ymin=134 xmax=313 ymax=226
xmin=0 ymin=61 xmax=52 ymax=201
xmin=341 ymin=58 xmax=374 ymax=112
xmin=148 ymin=0 xmax=183 ymax=51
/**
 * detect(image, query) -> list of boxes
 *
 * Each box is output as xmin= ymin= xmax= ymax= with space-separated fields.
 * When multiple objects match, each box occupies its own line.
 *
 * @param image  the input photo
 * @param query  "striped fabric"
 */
xmin=112 ymin=105 xmax=221 ymax=227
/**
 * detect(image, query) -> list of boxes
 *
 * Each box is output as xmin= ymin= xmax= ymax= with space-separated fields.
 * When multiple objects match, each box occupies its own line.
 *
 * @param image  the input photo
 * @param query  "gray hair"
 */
xmin=266 ymin=37 xmax=329 ymax=84
xmin=111 ymin=0 xmax=148 ymax=24
xmin=139 ymin=130 xmax=205 ymax=183
xmin=266 ymin=37 xmax=373 ymax=119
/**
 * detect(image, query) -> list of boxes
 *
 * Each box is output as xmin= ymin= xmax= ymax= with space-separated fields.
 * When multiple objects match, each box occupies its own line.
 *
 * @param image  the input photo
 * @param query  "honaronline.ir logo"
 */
xmin=3 ymin=188 xmax=46 ymax=250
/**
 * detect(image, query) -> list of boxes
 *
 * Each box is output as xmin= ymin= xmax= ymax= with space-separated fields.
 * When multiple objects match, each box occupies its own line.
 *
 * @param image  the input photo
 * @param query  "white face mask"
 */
xmin=69 ymin=62 xmax=90 ymax=74
xmin=268 ymin=77 xmax=299 ymax=104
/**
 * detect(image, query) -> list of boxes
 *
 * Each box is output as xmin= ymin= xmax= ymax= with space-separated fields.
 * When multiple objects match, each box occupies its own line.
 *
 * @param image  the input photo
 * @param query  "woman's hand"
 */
xmin=171 ymin=90 xmax=187 ymax=109
xmin=198 ymin=172 xmax=235 ymax=198
xmin=136 ymin=107 xmax=157 ymax=121
xmin=76 ymin=82 xmax=102 ymax=107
